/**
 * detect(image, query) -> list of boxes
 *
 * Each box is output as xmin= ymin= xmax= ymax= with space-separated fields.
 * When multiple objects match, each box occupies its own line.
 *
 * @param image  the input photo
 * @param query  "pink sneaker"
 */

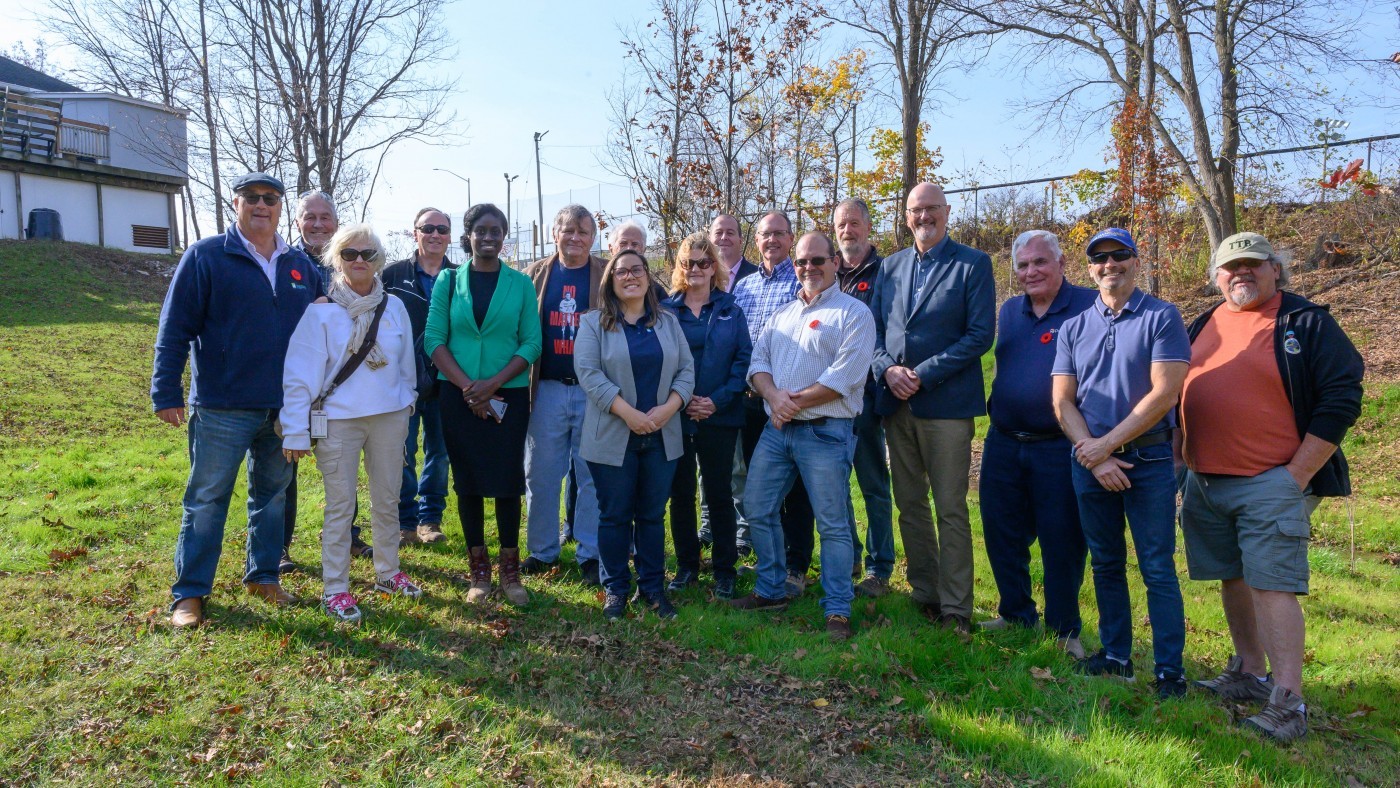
xmin=374 ymin=572 xmax=424 ymax=599
xmin=323 ymin=592 xmax=361 ymax=624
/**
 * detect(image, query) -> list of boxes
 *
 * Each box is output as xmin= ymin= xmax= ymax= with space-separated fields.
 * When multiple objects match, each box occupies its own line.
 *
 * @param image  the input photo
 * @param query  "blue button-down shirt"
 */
xmin=989 ymin=282 xmax=1099 ymax=434
xmin=908 ymin=235 xmax=950 ymax=312
xmin=732 ymin=258 xmax=799 ymax=344
xmin=1051 ymin=288 xmax=1191 ymax=437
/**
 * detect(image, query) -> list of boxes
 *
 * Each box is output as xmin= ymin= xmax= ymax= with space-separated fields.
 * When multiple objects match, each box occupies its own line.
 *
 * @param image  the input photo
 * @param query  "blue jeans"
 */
xmin=589 ymin=435 xmax=678 ymax=598
xmin=744 ymin=419 xmax=856 ymax=617
xmin=847 ymin=388 xmax=894 ymax=579
xmin=979 ymin=429 xmax=1086 ymax=636
xmin=1071 ymin=441 xmax=1185 ymax=676
xmin=399 ymin=397 xmax=449 ymax=530
xmin=525 ymin=381 xmax=600 ymax=563
xmin=171 ymin=407 xmax=292 ymax=602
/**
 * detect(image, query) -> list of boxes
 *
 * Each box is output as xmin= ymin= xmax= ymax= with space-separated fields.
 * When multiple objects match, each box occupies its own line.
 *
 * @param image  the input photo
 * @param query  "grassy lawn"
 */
xmin=0 ymin=240 xmax=1396 ymax=786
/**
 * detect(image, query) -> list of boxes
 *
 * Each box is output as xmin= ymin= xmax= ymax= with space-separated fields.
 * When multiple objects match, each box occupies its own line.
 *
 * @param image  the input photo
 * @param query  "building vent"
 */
xmin=132 ymin=225 xmax=170 ymax=249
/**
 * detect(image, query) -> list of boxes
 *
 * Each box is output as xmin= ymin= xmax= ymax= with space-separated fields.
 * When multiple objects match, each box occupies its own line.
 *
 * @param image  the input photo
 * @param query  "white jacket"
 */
xmin=279 ymin=296 xmax=417 ymax=450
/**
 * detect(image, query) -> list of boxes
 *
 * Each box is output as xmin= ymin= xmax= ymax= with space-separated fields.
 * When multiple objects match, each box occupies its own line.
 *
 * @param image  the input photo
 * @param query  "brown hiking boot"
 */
xmin=1194 ymin=655 xmax=1274 ymax=701
xmin=499 ymin=548 xmax=529 ymax=606
xmin=245 ymin=582 xmax=297 ymax=606
xmin=171 ymin=597 xmax=204 ymax=628
xmin=465 ymin=545 xmax=492 ymax=604
xmin=855 ymin=574 xmax=889 ymax=598
xmin=417 ymin=522 xmax=447 ymax=544
xmin=728 ymin=593 xmax=789 ymax=612
xmin=1242 ymin=685 xmax=1308 ymax=743
xmin=826 ymin=614 xmax=853 ymax=642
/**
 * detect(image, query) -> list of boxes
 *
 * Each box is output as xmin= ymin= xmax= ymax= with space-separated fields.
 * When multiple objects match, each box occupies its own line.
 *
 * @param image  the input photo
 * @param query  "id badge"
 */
xmin=310 ymin=410 xmax=329 ymax=439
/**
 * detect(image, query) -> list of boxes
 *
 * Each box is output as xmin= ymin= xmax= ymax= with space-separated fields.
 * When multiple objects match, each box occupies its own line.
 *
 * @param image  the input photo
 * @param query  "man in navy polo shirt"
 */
xmin=979 ymin=230 xmax=1097 ymax=657
xmin=1051 ymin=227 xmax=1191 ymax=699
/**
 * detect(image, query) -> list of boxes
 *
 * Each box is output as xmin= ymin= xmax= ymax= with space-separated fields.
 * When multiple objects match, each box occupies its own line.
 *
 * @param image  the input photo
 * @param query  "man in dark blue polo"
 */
xmin=1051 ymin=227 xmax=1191 ymax=699
xmin=979 ymin=230 xmax=1097 ymax=658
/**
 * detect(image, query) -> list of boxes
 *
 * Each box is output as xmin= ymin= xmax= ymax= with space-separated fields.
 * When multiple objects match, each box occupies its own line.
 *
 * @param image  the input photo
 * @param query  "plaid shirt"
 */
xmin=732 ymin=258 xmax=799 ymax=344
xmin=748 ymin=282 xmax=876 ymax=420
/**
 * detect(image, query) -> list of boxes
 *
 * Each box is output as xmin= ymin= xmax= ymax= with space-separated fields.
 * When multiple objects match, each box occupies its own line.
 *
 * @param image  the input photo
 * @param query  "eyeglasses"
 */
xmin=339 ymin=248 xmax=380 ymax=262
xmin=239 ymin=192 xmax=281 ymax=206
xmin=906 ymin=205 xmax=947 ymax=217
xmin=417 ymin=224 xmax=451 ymax=235
xmin=756 ymin=230 xmax=790 ymax=240
xmin=614 ymin=266 xmax=649 ymax=280
xmin=1219 ymin=259 xmax=1265 ymax=272
xmin=682 ymin=258 xmax=713 ymax=270
xmin=792 ymin=257 xmax=830 ymax=268
xmin=1088 ymin=249 xmax=1135 ymax=264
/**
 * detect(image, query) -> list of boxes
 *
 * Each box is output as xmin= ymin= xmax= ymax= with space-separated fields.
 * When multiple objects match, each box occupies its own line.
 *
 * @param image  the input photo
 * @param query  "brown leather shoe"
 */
xmin=171 ymin=597 xmax=204 ymax=628
xmin=245 ymin=582 xmax=297 ymax=606
xmin=499 ymin=547 xmax=529 ymax=606
xmin=826 ymin=614 xmax=853 ymax=642
xmin=417 ymin=522 xmax=447 ymax=544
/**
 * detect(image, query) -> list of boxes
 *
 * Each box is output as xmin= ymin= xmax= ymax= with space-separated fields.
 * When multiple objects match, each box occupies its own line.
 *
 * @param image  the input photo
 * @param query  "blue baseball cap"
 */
xmin=230 ymin=171 xmax=286 ymax=195
xmin=1086 ymin=227 xmax=1138 ymax=256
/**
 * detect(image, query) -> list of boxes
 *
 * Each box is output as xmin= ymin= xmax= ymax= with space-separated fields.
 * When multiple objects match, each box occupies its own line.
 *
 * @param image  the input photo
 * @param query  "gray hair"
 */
xmin=1210 ymin=250 xmax=1291 ymax=287
xmin=1011 ymin=230 xmax=1063 ymax=266
xmin=833 ymin=198 xmax=871 ymax=224
xmin=295 ymin=190 xmax=337 ymax=220
xmin=553 ymin=204 xmax=597 ymax=236
xmin=612 ymin=218 xmax=648 ymax=247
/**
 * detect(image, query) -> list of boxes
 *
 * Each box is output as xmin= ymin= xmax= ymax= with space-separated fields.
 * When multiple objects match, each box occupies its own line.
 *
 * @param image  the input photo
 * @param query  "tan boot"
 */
xmin=465 ymin=546 xmax=492 ymax=604
xmin=171 ymin=597 xmax=204 ymax=628
xmin=245 ymin=582 xmax=297 ymax=606
xmin=499 ymin=548 xmax=529 ymax=606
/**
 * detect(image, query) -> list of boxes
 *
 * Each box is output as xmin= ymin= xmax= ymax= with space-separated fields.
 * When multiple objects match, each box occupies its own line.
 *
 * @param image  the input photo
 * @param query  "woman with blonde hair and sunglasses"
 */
xmin=281 ymin=223 xmax=423 ymax=624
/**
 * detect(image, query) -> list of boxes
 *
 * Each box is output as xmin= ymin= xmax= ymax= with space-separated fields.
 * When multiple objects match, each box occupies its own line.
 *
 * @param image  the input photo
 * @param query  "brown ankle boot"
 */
xmin=499 ymin=548 xmax=529 ymax=606
xmin=466 ymin=545 xmax=492 ymax=604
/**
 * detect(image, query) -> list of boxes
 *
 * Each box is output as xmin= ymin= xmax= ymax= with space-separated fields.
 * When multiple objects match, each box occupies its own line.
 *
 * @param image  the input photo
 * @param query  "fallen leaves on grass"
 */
xmin=1029 ymin=666 xmax=1057 ymax=683
xmin=48 ymin=546 xmax=88 ymax=565
xmin=1346 ymin=704 xmax=1376 ymax=719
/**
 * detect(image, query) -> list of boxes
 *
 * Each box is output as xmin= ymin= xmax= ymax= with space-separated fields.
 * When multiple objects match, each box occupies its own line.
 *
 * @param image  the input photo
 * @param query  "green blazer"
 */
xmin=423 ymin=264 xmax=542 ymax=388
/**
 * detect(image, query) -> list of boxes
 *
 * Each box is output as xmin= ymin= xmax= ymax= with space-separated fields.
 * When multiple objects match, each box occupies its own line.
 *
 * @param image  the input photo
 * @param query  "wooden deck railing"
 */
xmin=0 ymin=87 xmax=110 ymax=163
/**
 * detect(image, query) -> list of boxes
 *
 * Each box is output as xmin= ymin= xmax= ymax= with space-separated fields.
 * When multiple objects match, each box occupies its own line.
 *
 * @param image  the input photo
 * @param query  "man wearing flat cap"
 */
xmin=1179 ymin=232 xmax=1363 ymax=742
xmin=152 ymin=172 xmax=326 ymax=628
xmin=1050 ymin=227 xmax=1191 ymax=699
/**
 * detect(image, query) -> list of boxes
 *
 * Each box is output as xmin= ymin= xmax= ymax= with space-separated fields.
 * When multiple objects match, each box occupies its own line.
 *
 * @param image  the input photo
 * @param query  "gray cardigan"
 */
xmin=575 ymin=309 xmax=695 ymax=466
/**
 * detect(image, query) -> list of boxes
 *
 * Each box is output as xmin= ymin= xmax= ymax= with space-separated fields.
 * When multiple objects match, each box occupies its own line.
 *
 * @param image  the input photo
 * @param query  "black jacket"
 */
xmin=382 ymin=253 xmax=460 ymax=343
xmin=1186 ymin=291 xmax=1364 ymax=497
xmin=838 ymin=247 xmax=882 ymax=396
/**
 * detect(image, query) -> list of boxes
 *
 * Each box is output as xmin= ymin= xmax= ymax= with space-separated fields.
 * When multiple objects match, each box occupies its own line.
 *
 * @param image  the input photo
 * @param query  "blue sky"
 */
xmin=4 ymin=0 xmax=1396 ymax=251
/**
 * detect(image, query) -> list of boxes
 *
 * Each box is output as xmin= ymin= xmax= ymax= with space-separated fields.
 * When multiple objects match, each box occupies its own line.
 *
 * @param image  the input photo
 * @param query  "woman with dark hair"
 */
xmin=661 ymin=232 xmax=751 ymax=599
xmin=575 ymin=250 xmax=695 ymax=621
xmin=425 ymin=203 xmax=542 ymax=606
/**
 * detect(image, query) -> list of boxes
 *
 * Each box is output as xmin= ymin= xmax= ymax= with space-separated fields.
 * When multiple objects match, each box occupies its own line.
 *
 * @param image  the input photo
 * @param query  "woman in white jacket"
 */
xmin=280 ymin=223 xmax=421 ymax=624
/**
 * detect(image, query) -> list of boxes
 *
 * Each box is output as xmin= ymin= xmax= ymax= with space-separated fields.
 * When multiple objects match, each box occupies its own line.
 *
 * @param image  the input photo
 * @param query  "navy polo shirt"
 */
xmin=988 ymin=283 xmax=1099 ymax=434
xmin=1051 ymin=288 xmax=1191 ymax=438
xmin=623 ymin=310 xmax=664 ymax=414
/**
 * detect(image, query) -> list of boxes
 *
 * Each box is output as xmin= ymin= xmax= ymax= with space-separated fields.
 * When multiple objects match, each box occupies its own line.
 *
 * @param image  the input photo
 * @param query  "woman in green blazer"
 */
xmin=424 ymin=203 xmax=542 ymax=606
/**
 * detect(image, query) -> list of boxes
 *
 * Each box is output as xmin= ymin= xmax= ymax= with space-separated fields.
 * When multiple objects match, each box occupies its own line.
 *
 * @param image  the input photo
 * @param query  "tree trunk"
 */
xmin=198 ymin=0 xmax=224 ymax=233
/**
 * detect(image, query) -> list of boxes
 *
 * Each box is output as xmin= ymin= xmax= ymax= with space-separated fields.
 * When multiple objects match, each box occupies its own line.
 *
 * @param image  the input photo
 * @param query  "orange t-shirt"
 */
xmin=1181 ymin=292 xmax=1301 ymax=475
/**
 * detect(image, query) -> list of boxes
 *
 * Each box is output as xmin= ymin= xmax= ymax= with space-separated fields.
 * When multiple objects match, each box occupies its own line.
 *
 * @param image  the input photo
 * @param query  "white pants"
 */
xmin=314 ymin=408 xmax=412 ymax=595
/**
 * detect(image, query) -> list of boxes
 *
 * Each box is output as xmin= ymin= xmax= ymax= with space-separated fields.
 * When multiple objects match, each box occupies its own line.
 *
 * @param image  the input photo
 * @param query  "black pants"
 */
xmin=670 ymin=423 xmax=741 ymax=578
xmin=741 ymin=399 xmax=815 ymax=574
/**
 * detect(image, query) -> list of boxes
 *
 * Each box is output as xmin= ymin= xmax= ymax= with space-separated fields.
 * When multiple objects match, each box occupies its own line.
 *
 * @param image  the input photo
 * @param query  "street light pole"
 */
xmin=504 ymin=173 xmax=519 ymax=230
xmin=534 ymin=130 xmax=549 ymax=256
xmin=432 ymin=167 xmax=471 ymax=206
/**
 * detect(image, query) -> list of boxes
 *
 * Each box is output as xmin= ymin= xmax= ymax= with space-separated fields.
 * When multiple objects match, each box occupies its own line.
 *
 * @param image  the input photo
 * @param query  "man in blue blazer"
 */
xmin=871 ymin=182 xmax=997 ymax=633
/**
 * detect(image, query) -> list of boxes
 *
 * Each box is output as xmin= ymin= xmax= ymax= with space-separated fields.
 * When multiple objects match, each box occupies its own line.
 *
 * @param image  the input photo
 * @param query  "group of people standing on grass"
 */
xmin=151 ymin=169 xmax=1363 ymax=745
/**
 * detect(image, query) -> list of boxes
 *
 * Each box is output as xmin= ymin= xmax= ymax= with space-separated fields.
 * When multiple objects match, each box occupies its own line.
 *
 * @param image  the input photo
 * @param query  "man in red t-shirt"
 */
xmin=1178 ymin=232 xmax=1363 ymax=742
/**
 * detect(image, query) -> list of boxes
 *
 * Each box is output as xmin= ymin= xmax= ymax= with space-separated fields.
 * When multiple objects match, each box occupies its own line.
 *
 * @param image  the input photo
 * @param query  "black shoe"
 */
xmin=278 ymin=548 xmax=298 ymax=575
xmin=729 ymin=593 xmax=788 ymax=612
xmin=349 ymin=535 xmax=373 ymax=560
xmin=561 ymin=521 xmax=576 ymax=546
xmin=580 ymin=559 xmax=601 ymax=587
xmin=1155 ymin=672 xmax=1189 ymax=699
xmin=520 ymin=556 xmax=557 ymax=575
xmin=603 ymin=594 xmax=627 ymax=622
xmin=667 ymin=568 xmax=699 ymax=593
xmin=635 ymin=591 xmax=678 ymax=620
xmin=938 ymin=613 xmax=971 ymax=635
xmin=1074 ymin=649 xmax=1136 ymax=682
xmin=713 ymin=575 xmax=736 ymax=600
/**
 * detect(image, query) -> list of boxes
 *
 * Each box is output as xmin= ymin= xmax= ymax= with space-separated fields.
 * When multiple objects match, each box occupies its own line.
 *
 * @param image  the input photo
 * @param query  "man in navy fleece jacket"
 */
xmin=151 ymin=172 xmax=325 ymax=628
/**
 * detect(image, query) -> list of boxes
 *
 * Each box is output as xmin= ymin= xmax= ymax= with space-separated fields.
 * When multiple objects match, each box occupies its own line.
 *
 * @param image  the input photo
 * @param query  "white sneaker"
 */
xmin=374 ymin=571 xmax=424 ymax=599
xmin=324 ymin=592 xmax=362 ymax=625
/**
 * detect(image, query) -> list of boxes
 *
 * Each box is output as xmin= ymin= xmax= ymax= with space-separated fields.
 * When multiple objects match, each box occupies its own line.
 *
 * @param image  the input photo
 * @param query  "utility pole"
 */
xmin=504 ymin=173 xmax=519 ymax=229
xmin=534 ymin=130 xmax=549 ymax=253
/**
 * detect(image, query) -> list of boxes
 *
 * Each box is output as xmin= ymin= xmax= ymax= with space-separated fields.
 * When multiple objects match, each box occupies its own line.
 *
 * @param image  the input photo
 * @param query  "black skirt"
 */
xmin=438 ymin=381 xmax=531 ymax=498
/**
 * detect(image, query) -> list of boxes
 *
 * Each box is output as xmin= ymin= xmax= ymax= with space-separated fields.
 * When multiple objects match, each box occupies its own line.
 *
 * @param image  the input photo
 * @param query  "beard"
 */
xmin=1228 ymin=282 xmax=1259 ymax=307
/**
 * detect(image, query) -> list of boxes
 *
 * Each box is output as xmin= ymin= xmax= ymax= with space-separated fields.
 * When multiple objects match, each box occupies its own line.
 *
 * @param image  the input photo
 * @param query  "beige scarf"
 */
xmin=328 ymin=275 xmax=389 ymax=370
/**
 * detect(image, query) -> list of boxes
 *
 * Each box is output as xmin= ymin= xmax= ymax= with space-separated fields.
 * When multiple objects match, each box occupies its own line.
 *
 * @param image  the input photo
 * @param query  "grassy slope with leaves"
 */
xmin=0 ymin=240 xmax=1395 ymax=786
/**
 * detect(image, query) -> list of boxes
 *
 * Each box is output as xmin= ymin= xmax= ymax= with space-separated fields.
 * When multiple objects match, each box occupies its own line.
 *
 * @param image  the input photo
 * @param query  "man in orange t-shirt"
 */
xmin=1178 ymin=232 xmax=1363 ymax=743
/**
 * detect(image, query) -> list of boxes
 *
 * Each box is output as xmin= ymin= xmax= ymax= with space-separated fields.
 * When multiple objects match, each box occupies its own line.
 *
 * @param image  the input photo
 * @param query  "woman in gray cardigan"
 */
xmin=575 ymin=250 xmax=695 ymax=621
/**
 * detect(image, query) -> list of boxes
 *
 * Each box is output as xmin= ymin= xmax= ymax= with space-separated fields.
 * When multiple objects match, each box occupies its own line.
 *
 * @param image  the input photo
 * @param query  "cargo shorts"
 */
xmin=1179 ymin=466 xmax=1319 ymax=594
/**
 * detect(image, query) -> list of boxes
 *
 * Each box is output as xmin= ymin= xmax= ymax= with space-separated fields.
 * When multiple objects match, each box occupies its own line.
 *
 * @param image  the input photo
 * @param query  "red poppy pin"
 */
xmin=290 ymin=268 xmax=303 ymax=281
xmin=1040 ymin=331 xmax=1053 ymax=344
xmin=856 ymin=281 xmax=869 ymax=292
xmin=809 ymin=319 xmax=821 ymax=329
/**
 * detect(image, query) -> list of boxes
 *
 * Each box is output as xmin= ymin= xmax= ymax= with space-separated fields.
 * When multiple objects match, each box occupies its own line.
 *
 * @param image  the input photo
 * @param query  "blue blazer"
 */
xmin=871 ymin=237 xmax=997 ymax=419
xmin=662 ymin=290 xmax=751 ymax=430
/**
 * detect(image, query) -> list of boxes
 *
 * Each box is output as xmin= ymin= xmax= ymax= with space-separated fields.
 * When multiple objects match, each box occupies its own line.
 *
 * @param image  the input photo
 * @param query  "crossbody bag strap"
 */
xmin=313 ymin=297 xmax=389 ymax=408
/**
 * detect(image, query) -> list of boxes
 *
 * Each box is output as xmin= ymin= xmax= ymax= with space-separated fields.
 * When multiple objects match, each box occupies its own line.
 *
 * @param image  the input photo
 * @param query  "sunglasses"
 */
xmin=417 ymin=224 xmax=451 ymax=235
xmin=793 ymin=257 xmax=831 ymax=268
xmin=239 ymin=192 xmax=281 ymax=206
xmin=1088 ymin=249 xmax=1135 ymax=264
xmin=339 ymin=248 xmax=380 ymax=262
xmin=682 ymin=258 xmax=713 ymax=270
